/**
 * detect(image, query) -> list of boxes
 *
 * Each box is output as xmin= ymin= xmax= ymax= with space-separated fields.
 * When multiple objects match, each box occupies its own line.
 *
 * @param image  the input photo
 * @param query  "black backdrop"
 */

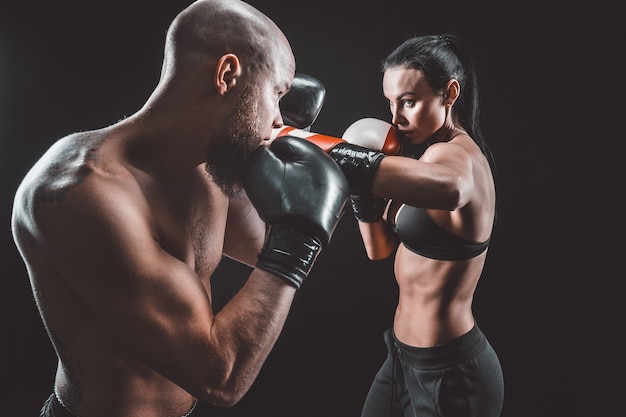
xmin=0 ymin=1 xmax=620 ymax=416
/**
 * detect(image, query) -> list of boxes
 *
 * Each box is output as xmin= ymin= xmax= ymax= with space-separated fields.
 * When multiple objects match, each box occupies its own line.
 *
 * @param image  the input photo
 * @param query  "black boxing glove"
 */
xmin=280 ymin=73 xmax=326 ymax=130
xmin=350 ymin=194 xmax=387 ymax=223
xmin=328 ymin=143 xmax=385 ymax=196
xmin=243 ymin=136 xmax=349 ymax=288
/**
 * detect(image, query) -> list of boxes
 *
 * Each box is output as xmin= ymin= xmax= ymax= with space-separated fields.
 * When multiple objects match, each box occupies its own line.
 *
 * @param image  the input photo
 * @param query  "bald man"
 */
xmin=11 ymin=1 xmax=348 ymax=416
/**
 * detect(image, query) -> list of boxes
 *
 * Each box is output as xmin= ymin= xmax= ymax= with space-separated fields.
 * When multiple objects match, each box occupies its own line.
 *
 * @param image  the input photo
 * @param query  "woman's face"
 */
xmin=383 ymin=67 xmax=447 ymax=144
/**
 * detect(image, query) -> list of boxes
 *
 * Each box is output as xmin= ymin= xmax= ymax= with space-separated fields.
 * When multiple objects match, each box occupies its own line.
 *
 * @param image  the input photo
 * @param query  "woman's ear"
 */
xmin=444 ymin=79 xmax=460 ymax=106
xmin=215 ymin=54 xmax=241 ymax=95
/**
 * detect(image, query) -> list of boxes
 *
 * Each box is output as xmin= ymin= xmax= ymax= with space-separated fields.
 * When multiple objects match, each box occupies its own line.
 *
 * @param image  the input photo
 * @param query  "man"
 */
xmin=10 ymin=1 xmax=348 ymax=416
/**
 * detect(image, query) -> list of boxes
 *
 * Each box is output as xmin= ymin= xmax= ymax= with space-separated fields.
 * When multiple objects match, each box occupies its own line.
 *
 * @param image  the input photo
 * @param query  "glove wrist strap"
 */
xmin=256 ymin=223 xmax=322 ymax=289
xmin=351 ymin=194 xmax=387 ymax=223
xmin=329 ymin=143 xmax=385 ymax=195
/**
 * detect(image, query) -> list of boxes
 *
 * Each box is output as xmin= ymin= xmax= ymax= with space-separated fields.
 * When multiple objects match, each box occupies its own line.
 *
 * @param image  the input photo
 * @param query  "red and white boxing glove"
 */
xmin=271 ymin=125 xmax=344 ymax=153
xmin=272 ymin=118 xmax=400 ymax=222
xmin=271 ymin=117 xmax=401 ymax=155
xmin=341 ymin=117 xmax=401 ymax=155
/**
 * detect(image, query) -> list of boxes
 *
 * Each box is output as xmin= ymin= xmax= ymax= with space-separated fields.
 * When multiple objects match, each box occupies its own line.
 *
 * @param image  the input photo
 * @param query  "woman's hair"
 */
xmin=382 ymin=34 xmax=495 ymax=173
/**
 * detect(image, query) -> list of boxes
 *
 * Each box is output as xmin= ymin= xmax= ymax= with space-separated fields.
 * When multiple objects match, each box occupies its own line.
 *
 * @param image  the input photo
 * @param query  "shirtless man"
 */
xmin=10 ymin=1 xmax=348 ymax=416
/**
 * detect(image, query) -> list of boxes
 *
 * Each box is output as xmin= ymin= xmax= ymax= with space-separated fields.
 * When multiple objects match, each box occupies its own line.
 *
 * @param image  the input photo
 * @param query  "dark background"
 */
xmin=0 ymin=1 xmax=620 ymax=416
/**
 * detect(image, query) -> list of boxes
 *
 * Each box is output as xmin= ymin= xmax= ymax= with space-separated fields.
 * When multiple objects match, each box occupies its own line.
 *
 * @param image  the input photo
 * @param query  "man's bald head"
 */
xmin=161 ymin=0 xmax=294 ymax=83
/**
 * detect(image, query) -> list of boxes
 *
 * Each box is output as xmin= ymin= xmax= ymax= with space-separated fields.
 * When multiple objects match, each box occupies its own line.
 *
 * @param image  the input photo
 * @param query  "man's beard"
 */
xmin=205 ymin=84 xmax=263 ymax=197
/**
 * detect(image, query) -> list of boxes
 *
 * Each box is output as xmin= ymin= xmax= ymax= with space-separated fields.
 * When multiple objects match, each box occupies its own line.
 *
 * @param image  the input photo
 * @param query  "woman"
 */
xmin=334 ymin=34 xmax=504 ymax=417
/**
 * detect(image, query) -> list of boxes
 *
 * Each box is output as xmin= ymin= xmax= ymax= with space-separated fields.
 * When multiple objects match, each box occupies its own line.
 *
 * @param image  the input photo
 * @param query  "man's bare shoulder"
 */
xmin=12 ymin=129 xmax=142 ymax=243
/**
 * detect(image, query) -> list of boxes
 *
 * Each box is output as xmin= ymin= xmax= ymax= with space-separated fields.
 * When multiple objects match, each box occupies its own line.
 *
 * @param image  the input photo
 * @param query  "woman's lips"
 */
xmin=397 ymin=129 xmax=413 ymax=139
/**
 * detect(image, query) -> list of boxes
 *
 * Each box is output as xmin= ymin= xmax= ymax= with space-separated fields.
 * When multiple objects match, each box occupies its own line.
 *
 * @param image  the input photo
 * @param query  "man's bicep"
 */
xmin=223 ymin=192 xmax=266 ymax=266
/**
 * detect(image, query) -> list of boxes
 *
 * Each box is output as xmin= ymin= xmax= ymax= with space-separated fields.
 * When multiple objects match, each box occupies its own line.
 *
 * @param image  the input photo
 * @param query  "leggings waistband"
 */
xmin=385 ymin=323 xmax=488 ymax=370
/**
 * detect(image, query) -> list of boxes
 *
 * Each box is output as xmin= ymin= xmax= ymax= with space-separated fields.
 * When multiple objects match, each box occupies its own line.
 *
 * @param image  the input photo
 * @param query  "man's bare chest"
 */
xmin=152 ymin=187 xmax=227 ymax=280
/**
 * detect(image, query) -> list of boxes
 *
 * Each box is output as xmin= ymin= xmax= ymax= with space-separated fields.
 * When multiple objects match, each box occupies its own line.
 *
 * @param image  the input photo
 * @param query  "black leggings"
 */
xmin=360 ymin=324 xmax=504 ymax=417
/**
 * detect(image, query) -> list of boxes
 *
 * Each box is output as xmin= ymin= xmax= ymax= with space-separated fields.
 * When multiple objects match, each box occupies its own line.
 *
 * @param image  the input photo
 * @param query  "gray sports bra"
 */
xmin=389 ymin=204 xmax=489 ymax=261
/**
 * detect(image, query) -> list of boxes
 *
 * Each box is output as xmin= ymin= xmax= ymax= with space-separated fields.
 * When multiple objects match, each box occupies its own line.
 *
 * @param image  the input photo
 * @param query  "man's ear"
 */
xmin=444 ymin=79 xmax=460 ymax=106
xmin=215 ymin=54 xmax=241 ymax=95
